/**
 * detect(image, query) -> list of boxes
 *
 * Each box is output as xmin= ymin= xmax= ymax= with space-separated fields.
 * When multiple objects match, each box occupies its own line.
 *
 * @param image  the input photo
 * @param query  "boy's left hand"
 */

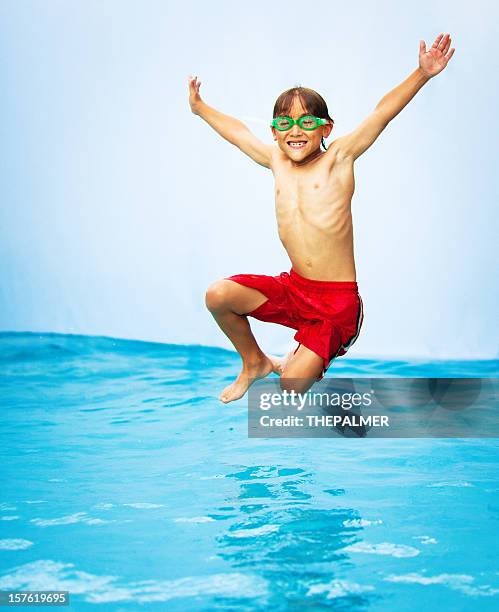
xmin=188 ymin=74 xmax=203 ymax=114
xmin=419 ymin=33 xmax=455 ymax=78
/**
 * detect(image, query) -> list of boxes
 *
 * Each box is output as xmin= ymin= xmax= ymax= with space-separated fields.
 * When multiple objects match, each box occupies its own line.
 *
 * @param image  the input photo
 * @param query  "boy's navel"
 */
xmin=314 ymin=183 xmax=319 ymax=189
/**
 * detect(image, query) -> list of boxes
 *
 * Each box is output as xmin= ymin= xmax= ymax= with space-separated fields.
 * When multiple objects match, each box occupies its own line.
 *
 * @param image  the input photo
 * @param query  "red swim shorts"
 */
xmin=225 ymin=268 xmax=364 ymax=379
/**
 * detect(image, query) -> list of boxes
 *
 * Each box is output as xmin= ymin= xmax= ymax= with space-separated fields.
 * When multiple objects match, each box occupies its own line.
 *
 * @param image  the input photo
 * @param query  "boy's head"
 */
xmin=271 ymin=87 xmax=334 ymax=162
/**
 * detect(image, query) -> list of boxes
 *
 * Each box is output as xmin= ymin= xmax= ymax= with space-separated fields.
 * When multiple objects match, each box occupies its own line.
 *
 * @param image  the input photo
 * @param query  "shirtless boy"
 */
xmin=189 ymin=33 xmax=455 ymax=403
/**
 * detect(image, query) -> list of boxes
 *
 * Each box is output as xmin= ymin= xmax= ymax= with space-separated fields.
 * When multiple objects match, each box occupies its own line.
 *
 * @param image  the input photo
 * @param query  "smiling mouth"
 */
xmin=287 ymin=141 xmax=307 ymax=149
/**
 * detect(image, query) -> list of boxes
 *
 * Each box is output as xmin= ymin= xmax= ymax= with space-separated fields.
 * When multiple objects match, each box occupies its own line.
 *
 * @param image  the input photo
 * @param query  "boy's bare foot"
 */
xmin=220 ymin=355 xmax=275 ymax=403
xmin=268 ymin=354 xmax=286 ymax=375
xmin=269 ymin=349 xmax=296 ymax=375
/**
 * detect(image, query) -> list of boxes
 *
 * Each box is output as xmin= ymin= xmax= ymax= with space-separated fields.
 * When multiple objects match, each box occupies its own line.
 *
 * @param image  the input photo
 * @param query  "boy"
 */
xmin=189 ymin=33 xmax=455 ymax=403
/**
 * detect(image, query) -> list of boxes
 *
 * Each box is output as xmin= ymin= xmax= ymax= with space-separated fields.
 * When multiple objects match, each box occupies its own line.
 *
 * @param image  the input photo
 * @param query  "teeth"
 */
xmin=289 ymin=142 xmax=306 ymax=148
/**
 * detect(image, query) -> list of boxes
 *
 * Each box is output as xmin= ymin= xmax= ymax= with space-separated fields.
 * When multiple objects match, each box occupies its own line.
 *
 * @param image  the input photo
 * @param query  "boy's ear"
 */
xmin=271 ymin=127 xmax=278 ymax=141
xmin=323 ymin=123 xmax=333 ymax=139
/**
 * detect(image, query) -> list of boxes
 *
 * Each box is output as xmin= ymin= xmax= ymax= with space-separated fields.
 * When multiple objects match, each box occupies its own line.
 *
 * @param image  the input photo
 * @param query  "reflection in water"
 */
xmin=217 ymin=465 xmax=377 ymax=608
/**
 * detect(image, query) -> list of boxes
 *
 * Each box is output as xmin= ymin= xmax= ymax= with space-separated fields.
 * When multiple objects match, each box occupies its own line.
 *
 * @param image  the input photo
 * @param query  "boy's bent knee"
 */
xmin=205 ymin=280 xmax=232 ymax=312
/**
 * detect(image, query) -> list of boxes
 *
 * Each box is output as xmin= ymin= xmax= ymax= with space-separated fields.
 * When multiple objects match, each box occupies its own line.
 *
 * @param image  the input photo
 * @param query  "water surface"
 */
xmin=1 ymin=332 xmax=498 ymax=610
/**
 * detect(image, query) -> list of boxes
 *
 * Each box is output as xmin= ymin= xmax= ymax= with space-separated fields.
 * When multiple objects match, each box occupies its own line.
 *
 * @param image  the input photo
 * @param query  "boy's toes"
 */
xmin=268 ymin=350 xmax=296 ymax=376
xmin=219 ymin=387 xmax=232 ymax=403
xmin=268 ymin=355 xmax=284 ymax=375
xmin=219 ymin=382 xmax=243 ymax=404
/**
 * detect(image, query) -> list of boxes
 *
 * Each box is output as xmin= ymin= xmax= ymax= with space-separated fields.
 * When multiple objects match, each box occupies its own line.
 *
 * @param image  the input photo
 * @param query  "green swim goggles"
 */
xmin=270 ymin=115 xmax=330 ymax=131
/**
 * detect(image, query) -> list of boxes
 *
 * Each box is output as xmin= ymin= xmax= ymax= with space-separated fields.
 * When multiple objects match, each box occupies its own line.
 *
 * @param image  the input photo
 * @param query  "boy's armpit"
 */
xmin=329 ymin=110 xmax=389 ymax=161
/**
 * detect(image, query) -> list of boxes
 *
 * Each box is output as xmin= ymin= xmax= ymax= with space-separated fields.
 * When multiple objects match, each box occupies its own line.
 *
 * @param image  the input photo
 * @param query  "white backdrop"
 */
xmin=0 ymin=0 xmax=497 ymax=359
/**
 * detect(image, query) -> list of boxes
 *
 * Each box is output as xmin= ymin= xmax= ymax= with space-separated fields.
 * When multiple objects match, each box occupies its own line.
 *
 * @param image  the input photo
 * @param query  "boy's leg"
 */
xmin=280 ymin=344 xmax=324 ymax=394
xmin=205 ymin=279 xmax=281 ymax=403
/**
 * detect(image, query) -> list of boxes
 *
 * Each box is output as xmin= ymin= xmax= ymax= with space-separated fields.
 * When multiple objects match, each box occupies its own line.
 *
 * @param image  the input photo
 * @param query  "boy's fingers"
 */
xmin=187 ymin=74 xmax=201 ymax=93
xmin=432 ymin=33 xmax=444 ymax=48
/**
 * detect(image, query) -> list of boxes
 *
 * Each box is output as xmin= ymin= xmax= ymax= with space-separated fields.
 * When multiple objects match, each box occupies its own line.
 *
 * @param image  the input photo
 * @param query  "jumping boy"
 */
xmin=189 ymin=33 xmax=455 ymax=403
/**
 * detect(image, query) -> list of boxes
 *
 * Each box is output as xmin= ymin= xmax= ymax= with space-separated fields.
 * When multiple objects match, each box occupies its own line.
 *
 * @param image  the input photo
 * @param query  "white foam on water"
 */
xmin=0 ymin=560 xmax=121 ymax=593
xmin=0 ymin=516 xmax=20 ymax=521
xmin=122 ymin=503 xmax=164 ymax=509
xmin=230 ymin=525 xmax=280 ymax=538
xmin=412 ymin=535 xmax=438 ymax=544
xmin=385 ymin=572 xmax=499 ymax=597
xmin=0 ymin=560 xmax=269 ymax=603
xmin=31 ymin=512 xmax=113 ymax=527
xmin=427 ymin=481 xmax=474 ymax=488
xmin=307 ymin=578 xmax=375 ymax=599
xmin=173 ymin=516 xmax=216 ymax=523
xmin=93 ymin=503 xmax=114 ymax=510
xmin=251 ymin=467 xmax=275 ymax=478
xmin=343 ymin=519 xmax=383 ymax=527
xmin=0 ymin=539 xmax=33 ymax=550
xmin=341 ymin=541 xmax=420 ymax=558
xmin=25 ymin=500 xmax=48 ymax=504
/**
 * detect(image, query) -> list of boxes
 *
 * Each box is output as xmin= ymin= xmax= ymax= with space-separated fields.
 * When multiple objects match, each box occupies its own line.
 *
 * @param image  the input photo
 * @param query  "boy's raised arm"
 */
xmin=188 ymin=75 xmax=273 ymax=169
xmin=332 ymin=33 xmax=455 ymax=162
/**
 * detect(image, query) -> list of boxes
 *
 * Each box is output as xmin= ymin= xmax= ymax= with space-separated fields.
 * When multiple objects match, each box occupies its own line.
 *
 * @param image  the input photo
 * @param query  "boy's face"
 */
xmin=271 ymin=97 xmax=333 ymax=163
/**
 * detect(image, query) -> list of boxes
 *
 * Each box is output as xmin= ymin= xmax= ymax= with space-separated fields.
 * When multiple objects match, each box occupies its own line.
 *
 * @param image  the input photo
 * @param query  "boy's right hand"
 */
xmin=188 ymin=75 xmax=203 ymax=115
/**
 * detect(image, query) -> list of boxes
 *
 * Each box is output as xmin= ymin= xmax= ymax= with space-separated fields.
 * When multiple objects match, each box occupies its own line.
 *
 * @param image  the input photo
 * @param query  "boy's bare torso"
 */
xmin=270 ymin=147 xmax=356 ymax=281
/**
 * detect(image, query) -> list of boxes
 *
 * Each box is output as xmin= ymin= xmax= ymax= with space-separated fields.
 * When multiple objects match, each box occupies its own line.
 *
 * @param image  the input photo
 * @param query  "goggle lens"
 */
xmin=274 ymin=117 xmax=293 ymax=130
xmin=299 ymin=116 xmax=320 ymax=129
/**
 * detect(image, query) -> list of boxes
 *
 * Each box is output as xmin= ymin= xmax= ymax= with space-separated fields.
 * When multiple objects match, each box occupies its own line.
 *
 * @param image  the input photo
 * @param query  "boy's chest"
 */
xmin=272 ymin=156 xmax=355 ymax=208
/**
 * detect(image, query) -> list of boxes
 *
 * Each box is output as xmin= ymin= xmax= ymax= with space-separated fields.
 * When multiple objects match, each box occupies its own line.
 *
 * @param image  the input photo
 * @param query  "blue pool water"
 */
xmin=1 ymin=332 xmax=498 ymax=610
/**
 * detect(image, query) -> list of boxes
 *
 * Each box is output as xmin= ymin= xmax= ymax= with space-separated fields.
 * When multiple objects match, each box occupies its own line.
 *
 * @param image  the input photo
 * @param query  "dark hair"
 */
xmin=273 ymin=86 xmax=334 ymax=151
